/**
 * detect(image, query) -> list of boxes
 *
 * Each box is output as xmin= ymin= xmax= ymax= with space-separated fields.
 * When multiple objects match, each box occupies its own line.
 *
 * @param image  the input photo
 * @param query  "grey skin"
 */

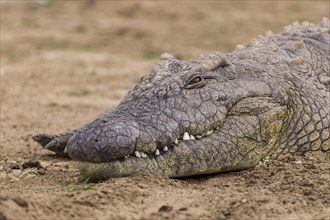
xmin=33 ymin=19 xmax=330 ymax=181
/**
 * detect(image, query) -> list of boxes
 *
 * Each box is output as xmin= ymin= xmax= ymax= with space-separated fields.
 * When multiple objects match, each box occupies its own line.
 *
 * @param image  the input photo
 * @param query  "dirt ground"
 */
xmin=0 ymin=1 xmax=329 ymax=220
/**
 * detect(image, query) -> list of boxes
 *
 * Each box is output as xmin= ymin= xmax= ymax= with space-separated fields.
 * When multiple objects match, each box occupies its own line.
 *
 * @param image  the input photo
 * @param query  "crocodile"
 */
xmin=33 ymin=19 xmax=330 ymax=181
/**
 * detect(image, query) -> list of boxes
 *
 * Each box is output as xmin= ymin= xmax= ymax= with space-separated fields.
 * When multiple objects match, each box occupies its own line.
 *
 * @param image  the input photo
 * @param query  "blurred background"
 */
xmin=1 ymin=0 xmax=329 ymax=153
xmin=2 ymin=1 xmax=329 ymax=62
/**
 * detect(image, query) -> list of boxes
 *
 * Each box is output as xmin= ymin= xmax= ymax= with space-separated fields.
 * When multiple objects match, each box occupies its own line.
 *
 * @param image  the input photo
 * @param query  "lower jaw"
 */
xmin=77 ymin=141 xmax=259 ymax=181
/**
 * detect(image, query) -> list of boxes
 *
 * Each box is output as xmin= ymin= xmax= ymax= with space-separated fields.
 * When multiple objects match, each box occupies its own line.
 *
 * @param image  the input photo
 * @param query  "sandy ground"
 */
xmin=0 ymin=1 xmax=329 ymax=220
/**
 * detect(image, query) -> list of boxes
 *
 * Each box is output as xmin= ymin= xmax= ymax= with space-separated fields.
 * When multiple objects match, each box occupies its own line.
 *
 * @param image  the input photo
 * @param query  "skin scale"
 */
xmin=33 ymin=19 xmax=330 ymax=181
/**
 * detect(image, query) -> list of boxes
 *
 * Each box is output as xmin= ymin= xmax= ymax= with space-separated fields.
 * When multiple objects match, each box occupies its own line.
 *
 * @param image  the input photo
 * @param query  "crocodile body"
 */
xmin=33 ymin=19 xmax=330 ymax=181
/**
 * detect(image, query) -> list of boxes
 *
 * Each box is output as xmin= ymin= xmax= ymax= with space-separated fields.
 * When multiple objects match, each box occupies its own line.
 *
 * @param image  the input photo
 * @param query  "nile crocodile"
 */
xmin=33 ymin=19 xmax=330 ymax=181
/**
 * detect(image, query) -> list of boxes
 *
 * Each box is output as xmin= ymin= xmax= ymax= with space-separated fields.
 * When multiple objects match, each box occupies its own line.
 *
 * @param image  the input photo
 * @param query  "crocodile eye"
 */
xmin=185 ymin=76 xmax=206 ymax=89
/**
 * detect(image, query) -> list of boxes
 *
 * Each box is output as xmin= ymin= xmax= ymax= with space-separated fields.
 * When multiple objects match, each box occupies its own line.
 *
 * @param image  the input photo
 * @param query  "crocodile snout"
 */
xmin=67 ymin=120 xmax=140 ymax=162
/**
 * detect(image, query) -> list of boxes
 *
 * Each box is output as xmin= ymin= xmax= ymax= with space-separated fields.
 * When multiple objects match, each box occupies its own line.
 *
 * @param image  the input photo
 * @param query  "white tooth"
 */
xmin=135 ymin=151 xmax=141 ymax=158
xmin=155 ymin=149 xmax=160 ymax=156
xmin=190 ymin=135 xmax=196 ymax=140
xmin=163 ymin=146 xmax=168 ymax=151
xmin=183 ymin=132 xmax=190 ymax=140
xmin=174 ymin=139 xmax=178 ymax=144
xmin=205 ymin=130 xmax=213 ymax=136
xmin=124 ymin=155 xmax=129 ymax=159
xmin=64 ymin=146 xmax=68 ymax=153
xmin=141 ymin=152 xmax=147 ymax=158
xmin=195 ymin=135 xmax=202 ymax=139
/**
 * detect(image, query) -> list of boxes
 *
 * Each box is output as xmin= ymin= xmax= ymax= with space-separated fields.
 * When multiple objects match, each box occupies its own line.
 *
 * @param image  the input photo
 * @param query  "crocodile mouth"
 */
xmin=77 ymin=127 xmax=223 ymax=180
xmin=123 ymin=128 xmax=218 ymax=159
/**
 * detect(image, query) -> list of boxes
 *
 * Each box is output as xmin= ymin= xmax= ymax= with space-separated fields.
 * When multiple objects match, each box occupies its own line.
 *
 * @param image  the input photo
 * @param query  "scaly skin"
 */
xmin=33 ymin=19 xmax=330 ymax=181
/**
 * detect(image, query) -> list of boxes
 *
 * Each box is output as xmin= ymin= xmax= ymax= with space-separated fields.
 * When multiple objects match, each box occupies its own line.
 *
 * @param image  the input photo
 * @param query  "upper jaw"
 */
xmin=66 ymin=106 xmax=222 ymax=163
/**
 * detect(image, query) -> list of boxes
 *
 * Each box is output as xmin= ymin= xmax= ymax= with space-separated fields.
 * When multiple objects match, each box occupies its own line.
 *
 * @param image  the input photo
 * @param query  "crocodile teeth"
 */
xmin=190 ymin=135 xmax=196 ymax=140
xmin=195 ymin=135 xmax=202 ymax=139
xmin=205 ymin=130 xmax=213 ymax=136
xmin=134 ymin=151 xmax=141 ymax=158
xmin=124 ymin=155 xmax=129 ymax=159
xmin=174 ymin=139 xmax=178 ymax=144
xmin=140 ymin=152 xmax=147 ymax=158
xmin=163 ymin=146 xmax=168 ymax=151
xmin=183 ymin=132 xmax=190 ymax=140
xmin=64 ymin=146 xmax=68 ymax=153
xmin=155 ymin=149 xmax=160 ymax=156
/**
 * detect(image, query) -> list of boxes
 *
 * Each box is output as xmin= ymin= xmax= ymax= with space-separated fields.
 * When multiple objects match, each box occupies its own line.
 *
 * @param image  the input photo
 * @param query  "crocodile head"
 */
xmin=32 ymin=19 xmax=330 ymax=180
xmin=65 ymin=51 xmax=289 ymax=180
